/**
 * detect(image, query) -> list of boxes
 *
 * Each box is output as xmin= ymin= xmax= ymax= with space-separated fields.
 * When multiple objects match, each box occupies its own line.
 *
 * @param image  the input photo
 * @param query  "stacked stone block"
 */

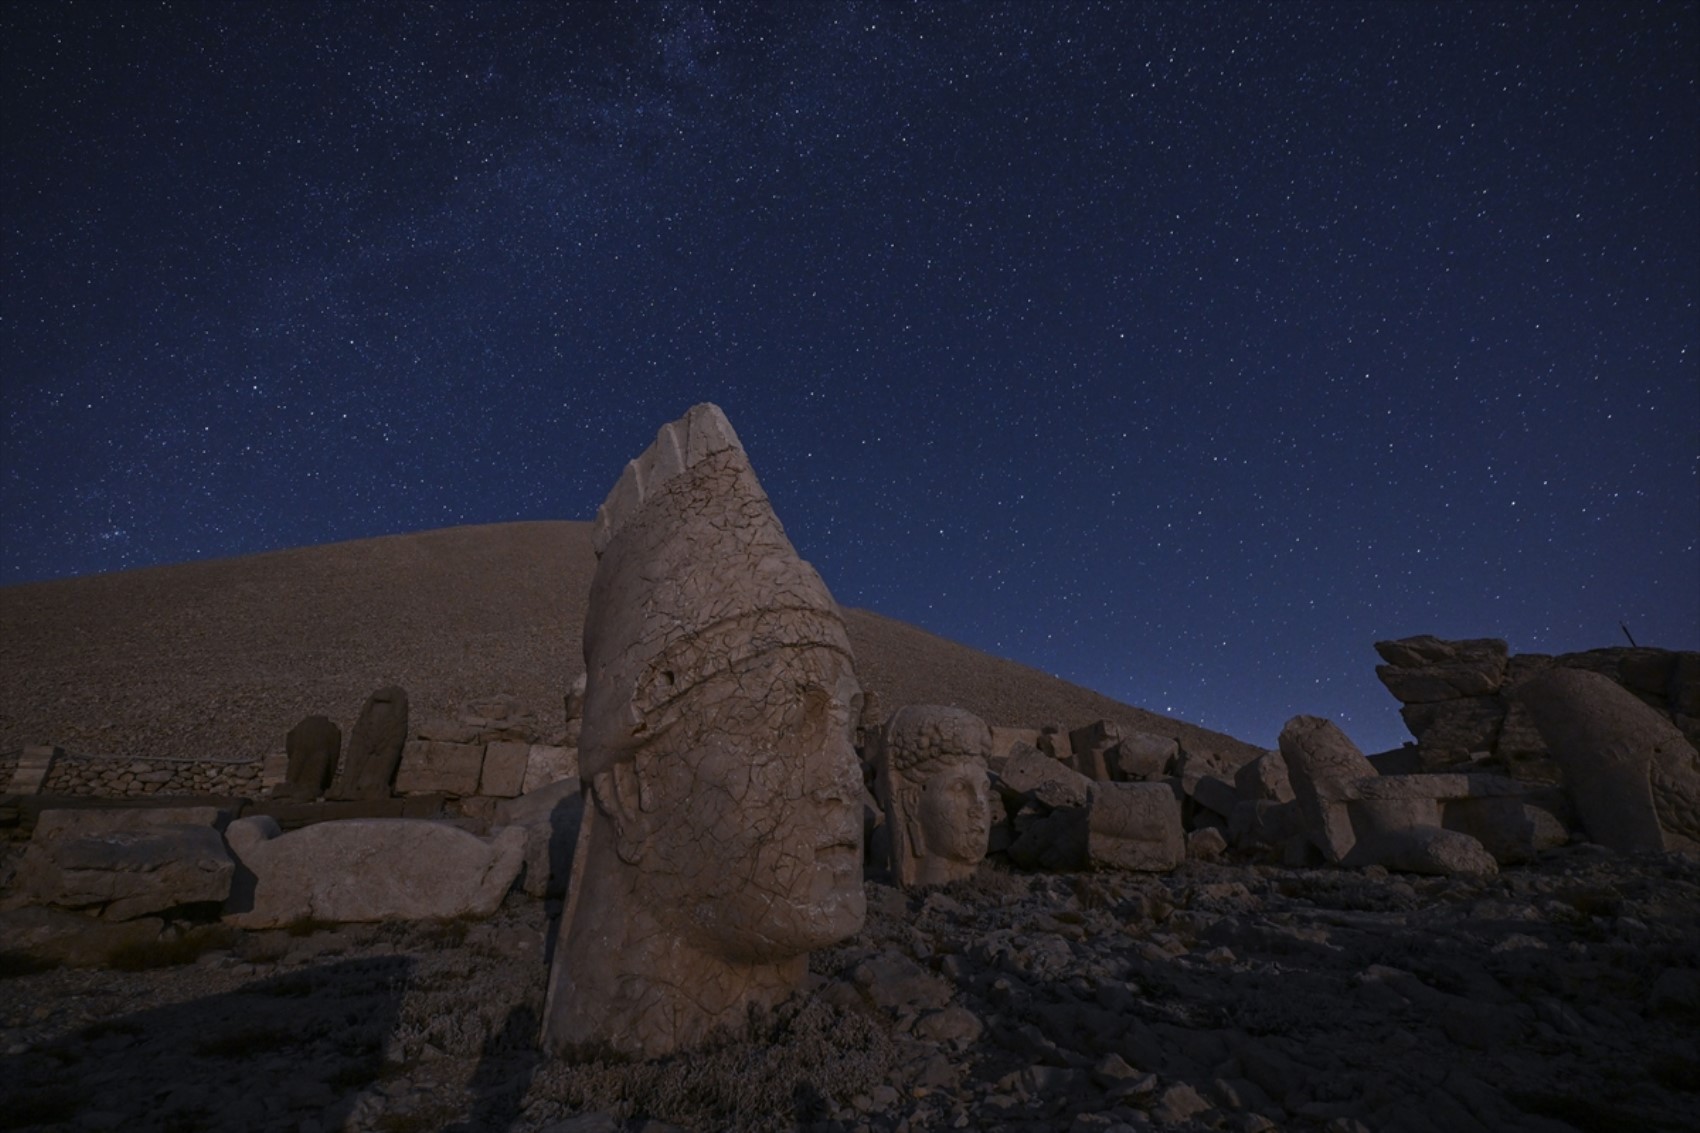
xmin=1374 ymin=636 xmax=1700 ymax=780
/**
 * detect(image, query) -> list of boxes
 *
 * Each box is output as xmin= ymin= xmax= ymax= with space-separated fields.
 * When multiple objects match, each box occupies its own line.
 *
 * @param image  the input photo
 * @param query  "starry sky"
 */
xmin=3 ymin=1 xmax=1696 ymax=753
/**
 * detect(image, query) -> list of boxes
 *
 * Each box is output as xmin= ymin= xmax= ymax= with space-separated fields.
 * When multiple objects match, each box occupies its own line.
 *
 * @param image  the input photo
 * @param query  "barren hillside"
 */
xmin=0 ymin=521 xmax=1262 ymax=765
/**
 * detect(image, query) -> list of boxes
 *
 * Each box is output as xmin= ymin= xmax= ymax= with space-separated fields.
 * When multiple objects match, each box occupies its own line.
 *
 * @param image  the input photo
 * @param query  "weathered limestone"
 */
xmin=1517 ymin=668 xmax=1700 ymax=852
xmin=9 ymin=745 xmax=59 ymax=796
xmin=329 ymin=686 xmax=409 ymax=800
xmin=997 ymin=742 xmax=1093 ymax=809
xmin=1375 ymin=636 xmax=1700 ymax=778
xmin=989 ymin=726 xmax=1042 ymax=768
xmin=543 ymin=404 xmax=866 ymax=1060
xmin=1235 ymin=751 xmax=1294 ymax=803
xmin=223 ymin=816 xmax=525 ymax=927
xmin=479 ymin=741 xmax=530 ymax=798
xmin=10 ymin=808 xmax=235 ymax=920
xmin=1279 ymin=716 xmax=1375 ymax=864
xmin=276 ymin=715 xmax=341 ymax=802
xmin=1086 ymin=782 xmax=1185 ymax=871
xmin=875 ymin=705 xmax=994 ymax=888
xmin=522 ymin=744 xmax=578 ymax=794
xmin=394 ymin=739 xmax=483 ymax=796
xmin=1069 ymin=720 xmax=1122 ymax=781
xmin=1280 ymin=717 xmax=1507 ymax=875
xmin=493 ymin=778 xmax=583 ymax=898
xmin=1107 ymin=732 xmax=1178 ymax=782
xmin=1004 ymin=780 xmax=1184 ymax=872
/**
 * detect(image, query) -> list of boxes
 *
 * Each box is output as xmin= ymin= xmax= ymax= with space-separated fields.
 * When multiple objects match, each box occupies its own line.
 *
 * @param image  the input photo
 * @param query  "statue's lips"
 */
xmin=813 ymin=835 xmax=860 ymax=870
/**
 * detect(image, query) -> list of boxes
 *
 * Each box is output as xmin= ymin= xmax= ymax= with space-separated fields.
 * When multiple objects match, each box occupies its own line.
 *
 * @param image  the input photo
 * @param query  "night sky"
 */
xmin=4 ymin=2 xmax=1696 ymax=753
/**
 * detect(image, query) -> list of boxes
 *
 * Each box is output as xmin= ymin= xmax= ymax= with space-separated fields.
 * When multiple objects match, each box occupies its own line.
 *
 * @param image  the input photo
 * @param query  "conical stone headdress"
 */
xmin=579 ymin=403 xmax=855 ymax=779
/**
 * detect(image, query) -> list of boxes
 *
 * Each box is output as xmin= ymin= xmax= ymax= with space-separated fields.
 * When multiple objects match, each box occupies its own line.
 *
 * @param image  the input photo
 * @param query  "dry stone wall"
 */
xmin=9 ymin=748 xmax=264 ymax=798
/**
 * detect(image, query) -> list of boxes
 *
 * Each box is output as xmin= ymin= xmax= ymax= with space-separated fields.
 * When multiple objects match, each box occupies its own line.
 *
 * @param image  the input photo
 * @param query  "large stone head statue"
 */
xmin=875 ymin=704 xmax=993 ymax=888
xmin=542 ymin=404 xmax=866 ymax=1059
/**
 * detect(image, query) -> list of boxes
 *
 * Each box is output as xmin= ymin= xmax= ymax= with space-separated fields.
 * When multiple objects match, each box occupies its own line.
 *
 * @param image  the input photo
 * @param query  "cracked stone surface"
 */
xmin=874 ymin=704 xmax=994 ymax=890
xmin=3 ymin=847 xmax=1696 ymax=1133
xmin=542 ymin=404 xmax=866 ymax=1059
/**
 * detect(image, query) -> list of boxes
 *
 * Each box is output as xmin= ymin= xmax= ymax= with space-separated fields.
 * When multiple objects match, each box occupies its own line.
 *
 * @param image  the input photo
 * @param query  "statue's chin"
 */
xmin=690 ymin=878 xmax=866 ymax=963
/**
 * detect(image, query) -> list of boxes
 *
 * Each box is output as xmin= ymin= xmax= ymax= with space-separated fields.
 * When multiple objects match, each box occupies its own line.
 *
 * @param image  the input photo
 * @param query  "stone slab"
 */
xmin=238 ymin=796 xmax=445 ymax=831
xmin=479 ymin=741 xmax=530 ymax=798
xmin=394 ymin=740 xmax=484 ymax=797
xmin=521 ymin=744 xmax=578 ymax=794
xmin=9 ymin=746 xmax=59 ymax=796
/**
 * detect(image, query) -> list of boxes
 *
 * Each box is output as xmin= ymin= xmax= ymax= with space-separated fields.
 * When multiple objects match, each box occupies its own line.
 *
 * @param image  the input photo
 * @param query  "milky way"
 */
xmin=3 ymin=2 xmax=1695 ymax=752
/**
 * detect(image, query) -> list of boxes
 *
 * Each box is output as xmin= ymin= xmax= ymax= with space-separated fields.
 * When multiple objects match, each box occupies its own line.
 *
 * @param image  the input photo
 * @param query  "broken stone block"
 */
xmin=1228 ymin=798 xmax=1304 ymax=851
xmin=995 ymin=742 xmax=1093 ymax=808
xmin=9 ymin=745 xmax=59 ymax=796
xmin=1279 ymin=716 xmax=1375 ymax=863
xmin=1235 ymin=751 xmax=1294 ymax=803
xmin=479 ymin=741 xmax=530 ymax=798
xmin=989 ymin=726 xmax=1042 ymax=769
xmin=1441 ymin=795 xmax=1569 ymax=864
xmin=1037 ymin=725 xmax=1074 ymax=766
xmin=1107 ymin=732 xmax=1178 ymax=781
xmin=1068 ymin=720 xmax=1122 ymax=781
xmin=1005 ymin=805 xmax=1087 ymax=871
xmin=13 ymin=808 xmax=235 ymax=920
xmin=1191 ymin=774 xmax=1241 ymax=821
xmin=1087 ymin=782 xmax=1184 ymax=871
xmin=1344 ymin=825 xmax=1498 ymax=876
xmin=1187 ymin=826 xmax=1228 ymax=861
xmin=223 ymin=816 xmax=525 ymax=927
xmin=494 ymin=778 xmax=583 ymax=898
xmin=1374 ymin=640 xmax=1509 ymax=701
xmin=393 ymin=740 xmax=484 ymax=797
xmin=522 ymin=744 xmax=578 ymax=794
xmin=1397 ymin=698 xmax=1506 ymax=766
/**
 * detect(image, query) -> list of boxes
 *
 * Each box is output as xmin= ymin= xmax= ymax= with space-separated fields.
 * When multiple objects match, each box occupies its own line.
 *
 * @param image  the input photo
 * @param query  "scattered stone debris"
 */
xmin=1 ymin=848 xmax=1695 ymax=1132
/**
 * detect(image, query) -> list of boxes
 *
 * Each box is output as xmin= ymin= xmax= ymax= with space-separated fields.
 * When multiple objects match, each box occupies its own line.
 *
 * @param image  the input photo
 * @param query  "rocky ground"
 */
xmin=3 ymin=843 xmax=1697 ymax=1133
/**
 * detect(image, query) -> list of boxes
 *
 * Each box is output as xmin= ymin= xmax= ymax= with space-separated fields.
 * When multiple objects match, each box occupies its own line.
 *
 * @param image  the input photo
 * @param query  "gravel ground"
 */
xmin=2 ymin=845 xmax=1696 ymax=1133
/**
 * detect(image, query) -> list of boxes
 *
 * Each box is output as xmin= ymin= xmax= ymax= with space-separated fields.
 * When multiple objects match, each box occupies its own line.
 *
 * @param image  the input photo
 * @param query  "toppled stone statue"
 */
xmin=1280 ymin=716 xmax=1500 ymax=876
xmin=328 ymin=686 xmax=409 ymax=800
xmin=224 ymin=816 xmax=525 ymax=927
xmin=875 ymin=705 xmax=993 ymax=888
xmin=542 ymin=404 xmax=866 ymax=1060
xmin=276 ymin=715 xmax=341 ymax=802
xmin=1517 ymin=668 xmax=1700 ymax=853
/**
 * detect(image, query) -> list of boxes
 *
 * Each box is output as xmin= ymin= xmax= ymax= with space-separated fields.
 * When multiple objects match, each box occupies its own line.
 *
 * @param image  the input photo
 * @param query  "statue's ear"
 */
xmin=591 ymin=760 xmax=649 ymax=865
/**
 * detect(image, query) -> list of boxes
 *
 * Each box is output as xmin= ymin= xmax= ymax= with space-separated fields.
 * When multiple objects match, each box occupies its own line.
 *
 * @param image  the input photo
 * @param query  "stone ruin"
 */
xmin=540 ymin=403 xmax=867 ymax=1059
xmin=871 ymin=704 xmax=995 ymax=888
xmin=4 ymin=403 xmax=1700 ymax=1087
xmin=1373 ymin=634 xmax=1700 ymax=776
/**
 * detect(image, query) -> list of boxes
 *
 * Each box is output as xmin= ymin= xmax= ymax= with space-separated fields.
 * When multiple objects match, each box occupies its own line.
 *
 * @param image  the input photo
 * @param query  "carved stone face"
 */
xmin=616 ymin=644 xmax=865 ymax=962
xmin=916 ymin=759 xmax=992 ymax=865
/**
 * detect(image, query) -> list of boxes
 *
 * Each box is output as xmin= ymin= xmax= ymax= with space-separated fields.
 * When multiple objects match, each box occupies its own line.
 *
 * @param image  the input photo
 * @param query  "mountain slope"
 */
xmin=0 ymin=521 xmax=1261 ymax=765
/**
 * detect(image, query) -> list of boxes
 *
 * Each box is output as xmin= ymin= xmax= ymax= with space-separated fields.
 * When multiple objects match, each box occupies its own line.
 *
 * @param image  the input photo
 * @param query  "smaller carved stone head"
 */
xmin=879 ymin=704 xmax=993 ymax=888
